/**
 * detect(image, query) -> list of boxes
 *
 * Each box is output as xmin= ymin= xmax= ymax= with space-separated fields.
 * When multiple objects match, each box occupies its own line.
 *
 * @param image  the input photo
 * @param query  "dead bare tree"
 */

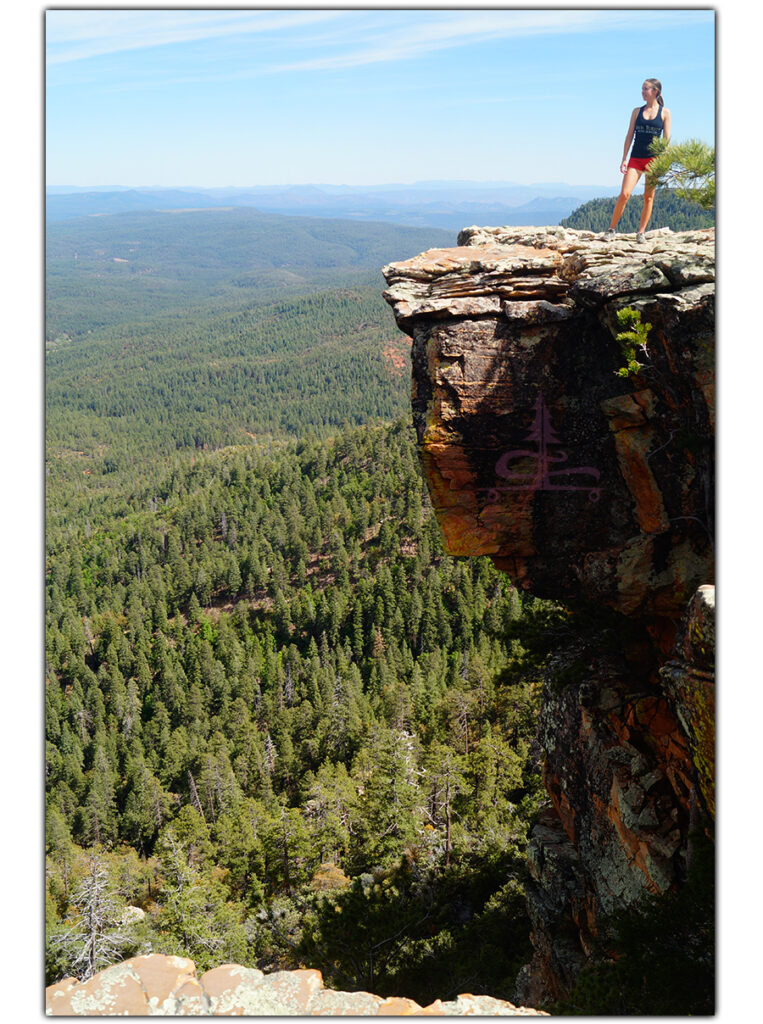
xmin=50 ymin=853 xmax=130 ymax=981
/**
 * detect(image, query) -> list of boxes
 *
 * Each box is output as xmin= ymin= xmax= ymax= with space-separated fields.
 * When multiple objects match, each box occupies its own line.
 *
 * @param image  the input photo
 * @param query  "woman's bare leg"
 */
xmin=609 ymin=167 xmax=643 ymax=230
xmin=639 ymin=184 xmax=656 ymax=233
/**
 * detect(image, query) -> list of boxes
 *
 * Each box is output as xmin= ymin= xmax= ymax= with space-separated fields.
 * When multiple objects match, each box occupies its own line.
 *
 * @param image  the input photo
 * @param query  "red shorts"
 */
xmin=627 ymin=156 xmax=654 ymax=172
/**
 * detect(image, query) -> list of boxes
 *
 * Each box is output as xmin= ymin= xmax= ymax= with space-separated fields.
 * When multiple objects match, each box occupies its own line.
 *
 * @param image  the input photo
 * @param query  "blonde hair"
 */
xmin=645 ymin=78 xmax=664 ymax=106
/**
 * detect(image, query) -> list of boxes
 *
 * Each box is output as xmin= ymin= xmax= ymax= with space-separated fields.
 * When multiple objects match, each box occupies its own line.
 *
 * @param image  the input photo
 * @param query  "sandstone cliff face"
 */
xmin=382 ymin=226 xmax=715 ymax=1006
xmin=383 ymin=226 xmax=714 ymax=623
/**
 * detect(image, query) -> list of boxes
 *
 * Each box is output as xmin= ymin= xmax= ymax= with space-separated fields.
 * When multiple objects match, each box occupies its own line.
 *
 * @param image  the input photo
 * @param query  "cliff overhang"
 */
xmin=383 ymin=226 xmax=714 ymax=623
xmin=382 ymin=225 xmax=715 ymax=1007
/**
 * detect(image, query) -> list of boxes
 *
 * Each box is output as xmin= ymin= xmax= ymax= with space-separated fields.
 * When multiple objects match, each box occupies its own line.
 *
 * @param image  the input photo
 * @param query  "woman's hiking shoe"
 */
xmin=636 ymin=232 xmax=647 ymax=243
xmin=603 ymin=228 xmax=616 ymax=239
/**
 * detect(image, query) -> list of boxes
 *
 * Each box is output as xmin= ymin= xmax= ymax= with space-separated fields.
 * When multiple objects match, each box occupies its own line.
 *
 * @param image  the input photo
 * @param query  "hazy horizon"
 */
xmin=46 ymin=178 xmax=616 ymax=192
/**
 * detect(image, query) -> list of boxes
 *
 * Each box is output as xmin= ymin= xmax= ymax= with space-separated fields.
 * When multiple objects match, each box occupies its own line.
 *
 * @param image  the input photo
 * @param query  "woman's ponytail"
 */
xmin=646 ymin=77 xmax=664 ymax=105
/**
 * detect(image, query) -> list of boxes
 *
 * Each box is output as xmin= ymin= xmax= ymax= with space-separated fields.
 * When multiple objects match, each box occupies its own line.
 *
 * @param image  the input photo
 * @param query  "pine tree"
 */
xmin=213 ymin=799 xmax=266 ymax=908
xmin=422 ymin=742 xmax=468 ymax=866
xmin=122 ymin=745 xmax=172 ymax=853
xmin=154 ymin=831 xmax=250 ymax=972
xmin=81 ymin=743 xmax=118 ymax=846
xmin=353 ymin=728 xmax=423 ymax=868
xmin=46 ymin=807 xmax=78 ymax=910
xmin=646 ymin=137 xmax=715 ymax=210
xmin=301 ymin=762 xmax=356 ymax=865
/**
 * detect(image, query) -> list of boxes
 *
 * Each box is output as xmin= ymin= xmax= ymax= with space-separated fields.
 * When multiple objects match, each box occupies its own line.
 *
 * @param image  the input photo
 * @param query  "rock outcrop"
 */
xmin=383 ymin=226 xmax=714 ymax=623
xmin=382 ymin=226 xmax=715 ymax=1006
xmin=46 ymin=955 xmax=548 ymax=1016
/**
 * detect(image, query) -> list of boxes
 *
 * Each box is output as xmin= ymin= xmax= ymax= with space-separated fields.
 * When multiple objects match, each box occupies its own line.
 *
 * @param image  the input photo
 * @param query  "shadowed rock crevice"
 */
xmin=383 ymin=226 xmax=714 ymax=625
xmin=382 ymin=225 xmax=715 ymax=1007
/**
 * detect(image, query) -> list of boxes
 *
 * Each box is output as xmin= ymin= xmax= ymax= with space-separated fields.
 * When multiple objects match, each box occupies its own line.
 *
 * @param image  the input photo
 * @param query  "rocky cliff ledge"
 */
xmin=382 ymin=226 xmax=715 ymax=1006
xmin=46 ymin=955 xmax=547 ymax=1016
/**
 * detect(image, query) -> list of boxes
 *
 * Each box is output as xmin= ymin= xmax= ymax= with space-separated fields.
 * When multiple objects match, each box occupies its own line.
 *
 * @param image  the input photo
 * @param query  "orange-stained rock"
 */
xmin=45 ymin=978 xmax=79 ymax=1015
xmin=384 ymin=226 xmax=715 ymax=1007
xmin=416 ymin=999 xmax=447 ymax=1015
xmin=131 ymin=953 xmax=198 ymax=1007
xmin=253 ymin=968 xmax=325 ymax=1014
xmin=198 ymin=963 xmax=264 ymax=1001
xmin=376 ymin=995 xmax=426 ymax=1015
xmin=601 ymin=390 xmax=670 ymax=535
xmin=306 ymin=987 xmax=384 ymax=1015
xmin=45 ymin=961 xmax=149 ymax=1015
xmin=383 ymin=227 xmax=714 ymax=621
xmin=46 ymin=958 xmax=548 ymax=1015
xmin=420 ymin=994 xmax=550 ymax=1016
xmin=171 ymin=978 xmax=209 ymax=1015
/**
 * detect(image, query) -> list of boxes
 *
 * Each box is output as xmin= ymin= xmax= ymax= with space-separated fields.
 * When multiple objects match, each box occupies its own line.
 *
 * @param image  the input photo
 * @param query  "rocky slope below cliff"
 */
xmin=46 ymin=955 xmax=547 ymax=1016
xmin=382 ymin=226 xmax=715 ymax=1008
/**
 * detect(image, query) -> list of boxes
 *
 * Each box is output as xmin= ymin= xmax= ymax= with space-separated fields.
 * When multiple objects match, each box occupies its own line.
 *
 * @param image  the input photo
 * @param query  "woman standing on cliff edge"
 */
xmin=604 ymin=79 xmax=671 ymax=242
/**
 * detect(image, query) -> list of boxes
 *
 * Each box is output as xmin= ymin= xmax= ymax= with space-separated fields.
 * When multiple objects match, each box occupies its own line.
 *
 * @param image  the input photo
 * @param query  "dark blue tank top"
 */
xmin=631 ymin=104 xmax=664 ymax=158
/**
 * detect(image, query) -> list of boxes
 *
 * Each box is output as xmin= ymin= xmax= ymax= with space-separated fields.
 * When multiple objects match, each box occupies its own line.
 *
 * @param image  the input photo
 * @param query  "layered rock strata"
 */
xmin=382 ymin=226 xmax=715 ymax=1005
xmin=46 ymin=955 xmax=547 ymax=1016
xmin=383 ymin=226 xmax=714 ymax=623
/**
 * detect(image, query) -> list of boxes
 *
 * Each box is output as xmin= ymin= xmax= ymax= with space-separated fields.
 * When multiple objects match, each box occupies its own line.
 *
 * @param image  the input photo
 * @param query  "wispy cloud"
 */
xmin=263 ymin=9 xmax=708 ymax=74
xmin=45 ymin=10 xmax=342 ymax=65
xmin=46 ymin=8 xmax=712 ymax=76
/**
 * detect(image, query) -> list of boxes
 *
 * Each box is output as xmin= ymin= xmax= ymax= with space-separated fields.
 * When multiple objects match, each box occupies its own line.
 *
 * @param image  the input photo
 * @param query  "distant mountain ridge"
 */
xmin=46 ymin=206 xmax=454 ymax=340
xmin=46 ymin=181 xmax=621 ymax=229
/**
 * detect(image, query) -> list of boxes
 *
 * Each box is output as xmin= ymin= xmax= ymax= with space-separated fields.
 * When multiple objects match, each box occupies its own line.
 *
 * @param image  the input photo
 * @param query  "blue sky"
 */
xmin=3 ymin=10 xmax=762 ymax=1015
xmin=46 ymin=7 xmax=715 ymax=188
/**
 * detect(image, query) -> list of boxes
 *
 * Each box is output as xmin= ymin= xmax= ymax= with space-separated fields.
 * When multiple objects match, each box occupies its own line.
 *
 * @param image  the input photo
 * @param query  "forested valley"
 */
xmin=46 ymin=208 xmax=561 ymax=1002
xmin=46 ymin=416 xmax=562 ymax=999
xmin=560 ymin=188 xmax=714 ymax=232
xmin=46 ymin=207 xmax=453 ymax=339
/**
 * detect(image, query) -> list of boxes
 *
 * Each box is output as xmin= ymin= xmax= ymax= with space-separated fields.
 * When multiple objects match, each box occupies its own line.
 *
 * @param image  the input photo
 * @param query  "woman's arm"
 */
xmin=620 ymin=108 xmax=639 ymax=173
xmin=661 ymin=107 xmax=671 ymax=145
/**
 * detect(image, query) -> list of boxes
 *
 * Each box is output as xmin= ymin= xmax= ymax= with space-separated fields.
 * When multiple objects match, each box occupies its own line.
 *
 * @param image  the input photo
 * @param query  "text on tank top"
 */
xmin=631 ymin=104 xmax=664 ymax=159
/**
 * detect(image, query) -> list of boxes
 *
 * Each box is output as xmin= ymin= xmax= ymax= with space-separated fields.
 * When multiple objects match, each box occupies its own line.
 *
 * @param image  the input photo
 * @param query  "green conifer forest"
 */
xmin=46 ymin=203 xmax=713 ymax=1012
xmin=46 ymin=209 xmax=557 ymax=1002
xmin=560 ymin=188 xmax=714 ymax=232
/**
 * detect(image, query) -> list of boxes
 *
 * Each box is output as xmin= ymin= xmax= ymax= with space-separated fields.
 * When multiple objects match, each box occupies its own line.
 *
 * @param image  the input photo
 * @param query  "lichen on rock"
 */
xmin=383 ymin=225 xmax=714 ymax=622
xmin=383 ymin=225 xmax=715 ymax=1006
xmin=46 ymin=956 xmax=549 ymax=1016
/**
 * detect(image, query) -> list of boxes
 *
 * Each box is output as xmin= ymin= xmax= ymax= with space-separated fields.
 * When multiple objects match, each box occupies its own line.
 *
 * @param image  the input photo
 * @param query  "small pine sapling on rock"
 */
xmin=615 ymin=307 xmax=651 ymax=377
